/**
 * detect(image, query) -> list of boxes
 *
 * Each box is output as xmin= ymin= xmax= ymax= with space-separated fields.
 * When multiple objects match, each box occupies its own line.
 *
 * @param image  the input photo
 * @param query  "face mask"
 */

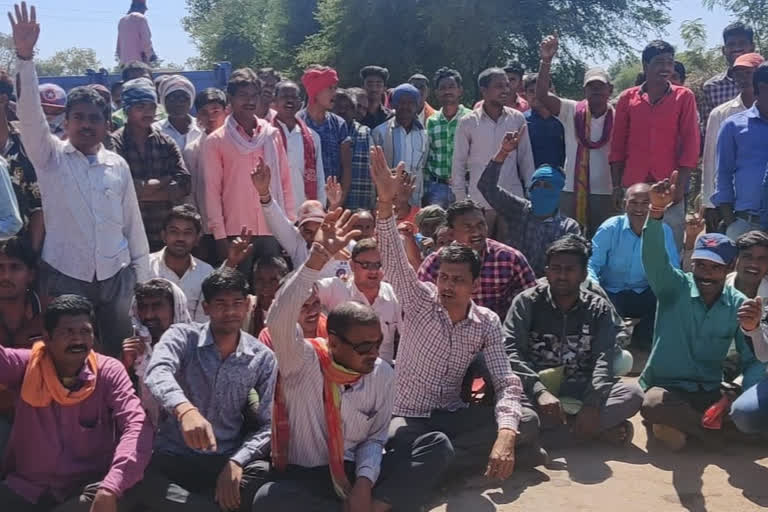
xmin=530 ymin=187 xmax=560 ymax=216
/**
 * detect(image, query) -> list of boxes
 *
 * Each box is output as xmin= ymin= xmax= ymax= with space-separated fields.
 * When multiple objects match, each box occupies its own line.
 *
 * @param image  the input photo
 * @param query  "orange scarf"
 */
xmin=20 ymin=342 xmax=98 ymax=407
xmin=272 ymin=338 xmax=361 ymax=498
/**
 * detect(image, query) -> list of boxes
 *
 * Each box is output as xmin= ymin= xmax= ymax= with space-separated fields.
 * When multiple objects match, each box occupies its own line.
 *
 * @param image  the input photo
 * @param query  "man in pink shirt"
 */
xmin=610 ymin=40 xmax=700 ymax=251
xmin=116 ymin=0 xmax=156 ymax=67
xmin=203 ymin=68 xmax=294 ymax=268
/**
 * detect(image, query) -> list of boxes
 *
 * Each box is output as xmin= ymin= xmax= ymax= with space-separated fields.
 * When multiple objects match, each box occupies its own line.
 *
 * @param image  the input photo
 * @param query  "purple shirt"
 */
xmin=0 ymin=347 xmax=153 ymax=504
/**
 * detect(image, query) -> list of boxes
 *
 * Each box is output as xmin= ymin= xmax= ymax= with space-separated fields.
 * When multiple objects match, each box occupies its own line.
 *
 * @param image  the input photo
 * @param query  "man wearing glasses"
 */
xmin=315 ymin=237 xmax=401 ymax=364
xmin=256 ymin=208 xmax=451 ymax=511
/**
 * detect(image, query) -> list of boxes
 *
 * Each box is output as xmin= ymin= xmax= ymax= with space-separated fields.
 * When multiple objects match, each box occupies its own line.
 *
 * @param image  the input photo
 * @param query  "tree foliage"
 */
xmin=703 ymin=0 xmax=768 ymax=50
xmin=36 ymin=47 xmax=101 ymax=77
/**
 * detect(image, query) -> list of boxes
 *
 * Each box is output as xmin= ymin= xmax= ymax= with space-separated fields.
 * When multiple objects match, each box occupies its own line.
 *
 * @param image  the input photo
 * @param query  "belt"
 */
xmin=735 ymin=211 xmax=761 ymax=224
xmin=426 ymin=175 xmax=450 ymax=185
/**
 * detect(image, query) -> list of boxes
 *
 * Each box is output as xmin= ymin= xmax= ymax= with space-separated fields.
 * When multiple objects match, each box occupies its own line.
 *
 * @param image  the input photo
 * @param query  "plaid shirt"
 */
xmin=425 ymin=105 xmax=471 ymax=180
xmin=378 ymin=215 xmax=522 ymax=430
xmin=701 ymin=71 xmax=740 ymax=133
xmin=418 ymin=237 xmax=537 ymax=318
xmin=298 ymin=110 xmax=350 ymax=180
xmin=345 ymin=121 xmax=376 ymax=210
xmin=110 ymin=126 xmax=190 ymax=184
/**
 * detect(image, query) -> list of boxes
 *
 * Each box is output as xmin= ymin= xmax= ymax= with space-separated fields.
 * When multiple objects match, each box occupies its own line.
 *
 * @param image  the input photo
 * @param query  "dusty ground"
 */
xmin=428 ymin=372 xmax=768 ymax=512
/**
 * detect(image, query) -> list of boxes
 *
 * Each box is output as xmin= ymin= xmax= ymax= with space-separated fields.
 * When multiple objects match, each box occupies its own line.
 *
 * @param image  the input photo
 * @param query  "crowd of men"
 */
xmin=2 ymin=1 xmax=768 ymax=511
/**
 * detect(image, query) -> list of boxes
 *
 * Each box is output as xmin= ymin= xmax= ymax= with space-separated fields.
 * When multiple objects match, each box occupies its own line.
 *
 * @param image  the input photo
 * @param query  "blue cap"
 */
xmin=692 ymin=233 xmax=737 ymax=265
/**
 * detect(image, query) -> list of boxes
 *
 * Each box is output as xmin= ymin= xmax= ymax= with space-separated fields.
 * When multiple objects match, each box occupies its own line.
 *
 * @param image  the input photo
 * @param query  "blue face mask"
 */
xmin=530 ymin=186 xmax=561 ymax=216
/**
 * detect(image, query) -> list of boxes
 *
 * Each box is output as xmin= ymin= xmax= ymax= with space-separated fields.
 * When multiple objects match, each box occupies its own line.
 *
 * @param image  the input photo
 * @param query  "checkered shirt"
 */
xmin=418 ymin=237 xmax=537 ymax=318
xmin=344 ymin=121 xmax=376 ymax=211
xmin=377 ymin=215 xmax=522 ymax=430
xmin=110 ymin=127 xmax=190 ymax=183
xmin=701 ymin=72 xmax=740 ymax=133
xmin=298 ymin=110 xmax=350 ymax=180
xmin=425 ymin=105 xmax=471 ymax=180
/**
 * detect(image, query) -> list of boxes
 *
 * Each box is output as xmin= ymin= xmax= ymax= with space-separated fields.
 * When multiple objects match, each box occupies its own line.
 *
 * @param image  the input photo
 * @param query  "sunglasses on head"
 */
xmin=329 ymin=330 xmax=383 ymax=355
xmin=353 ymin=260 xmax=382 ymax=271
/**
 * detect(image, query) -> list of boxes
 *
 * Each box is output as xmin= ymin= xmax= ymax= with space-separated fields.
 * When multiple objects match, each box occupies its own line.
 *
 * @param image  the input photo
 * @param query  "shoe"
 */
xmin=652 ymin=424 xmax=687 ymax=451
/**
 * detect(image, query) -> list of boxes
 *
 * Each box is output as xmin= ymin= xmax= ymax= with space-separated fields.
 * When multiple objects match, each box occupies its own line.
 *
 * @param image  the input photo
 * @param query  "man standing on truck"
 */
xmin=116 ymin=0 xmax=157 ymax=67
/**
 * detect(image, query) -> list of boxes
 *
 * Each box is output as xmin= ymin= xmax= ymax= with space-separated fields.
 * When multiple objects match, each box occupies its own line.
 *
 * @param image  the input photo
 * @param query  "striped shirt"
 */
xmin=266 ymin=265 xmax=395 ymax=483
xmin=378 ymin=215 xmax=523 ymax=431
xmin=425 ymin=105 xmax=471 ymax=181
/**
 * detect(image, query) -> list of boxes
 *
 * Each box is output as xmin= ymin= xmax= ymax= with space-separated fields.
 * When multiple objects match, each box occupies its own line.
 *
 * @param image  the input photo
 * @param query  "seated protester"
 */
xmin=505 ymin=235 xmax=643 ymax=445
xmin=258 ymin=273 xmax=327 ymax=349
xmin=0 ymin=294 xmax=152 ymax=511
xmin=477 ymin=132 xmax=580 ymax=277
xmin=122 ymin=278 xmax=192 ymax=428
xmin=235 ymin=254 xmax=290 ymax=336
xmin=111 ymin=77 xmax=191 ymax=252
xmin=183 ymin=88 xmax=228 ymax=263
xmin=254 ymin=208 xmax=446 ymax=511
xmin=0 ymin=157 xmax=22 ymax=238
xmin=148 ymin=205 xmax=214 ymax=322
xmin=414 ymin=204 xmax=446 ymax=240
xmin=588 ymin=183 xmax=679 ymax=347
xmin=142 ymin=268 xmax=276 ymax=511
xmin=729 ymin=231 xmax=768 ymax=299
xmin=522 ymin=73 xmax=566 ymax=169
xmin=370 ymin=148 xmax=543 ymax=489
xmin=418 ymin=198 xmax=537 ymax=318
xmin=316 ymin=238 xmax=401 ymax=364
xmin=639 ymin=173 xmax=767 ymax=451
xmin=154 ymin=75 xmax=203 ymax=158
xmin=350 ymin=209 xmax=376 ymax=240
xmin=730 ymin=298 xmax=768 ymax=434
xmin=251 ymin=160 xmax=353 ymax=278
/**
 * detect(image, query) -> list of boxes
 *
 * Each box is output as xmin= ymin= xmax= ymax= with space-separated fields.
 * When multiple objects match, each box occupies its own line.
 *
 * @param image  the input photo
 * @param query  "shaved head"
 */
xmin=625 ymin=182 xmax=650 ymax=199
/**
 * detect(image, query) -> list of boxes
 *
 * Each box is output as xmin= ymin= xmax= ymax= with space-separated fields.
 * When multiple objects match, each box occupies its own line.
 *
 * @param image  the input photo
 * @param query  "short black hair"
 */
xmin=478 ymin=67 xmax=507 ymax=89
xmin=274 ymin=80 xmax=301 ymax=97
xmin=546 ymin=234 xmax=592 ymax=269
xmin=360 ymin=66 xmax=390 ymax=83
xmin=327 ymin=301 xmax=380 ymax=338
xmin=334 ymin=87 xmax=355 ymax=106
xmin=202 ymin=267 xmax=249 ymax=302
xmin=194 ymin=87 xmax=227 ymax=111
xmin=0 ymin=70 xmax=14 ymax=98
xmin=723 ymin=22 xmax=754 ymax=45
xmin=252 ymin=255 xmax=289 ymax=276
xmin=433 ymin=67 xmax=463 ymax=89
xmin=121 ymin=61 xmax=152 ymax=82
xmin=129 ymin=1 xmax=147 ymax=14
xmin=642 ymin=40 xmax=675 ymax=65
xmin=753 ymin=61 xmax=768 ymax=96
xmin=163 ymin=204 xmax=203 ymax=233
xmin=523 ymin=72 xmax=540 ymax=89
xmin=674 ymin=61 xmax=687 ymax=84
xmin=44 ymin=294 xmax=95 ymax=332
xmin=227 ymin=68 xmax=261 ymax=97
xmin=437 ymin=243 xmax=482 ymax=279
xmin=503 ymin=61 xmax=525 ymax=78
xmin=134 ymin=278 xmax=174 ymax=309
xmin=351 ymin=238 xmax=378 ymax=259
xmin=736 ymin=230 xmax=768 ymax=252
xmin=257 ymin=68 xmax=282 ymax=84
xmin=446 ymin=199 xmax=484 ymax=228
xmin=66 ymin=86 xmax=109 ymax=122
xmin=110 ymin=80 xmax=124 ymax=96
xmin=0 ymin=236 xmax=36 ymax=268
xmin=346 ymin=87 xmax=367 ymax=103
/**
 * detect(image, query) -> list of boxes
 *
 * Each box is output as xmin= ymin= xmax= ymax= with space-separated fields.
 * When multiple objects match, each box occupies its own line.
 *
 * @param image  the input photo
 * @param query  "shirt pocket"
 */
xmin=99 ymin=172 xmax=126 ymax=226
xmin=341 ymin=405 xmax=375 ymax=446
xmin=73 ymin=409 xmax=115 ymax=464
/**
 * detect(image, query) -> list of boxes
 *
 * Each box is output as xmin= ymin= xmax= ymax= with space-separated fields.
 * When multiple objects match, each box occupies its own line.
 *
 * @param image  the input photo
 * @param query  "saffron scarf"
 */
xmin=273 ymin=117 xmax=319 ymax=201
xmin=572 ymin=100 xmax=613 ymax=227
xmin=20 ymin=342 xmax=98 ymax=407
xmin=272 ymin=337 xmax=361 ymax=498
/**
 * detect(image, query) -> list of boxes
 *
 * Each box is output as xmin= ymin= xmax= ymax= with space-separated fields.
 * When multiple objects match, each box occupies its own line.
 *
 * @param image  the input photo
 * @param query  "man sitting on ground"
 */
xmin=505 ymin=235 xmax=643 ymax=446
xmin=142 ymin=268 xmax=276 ymax=511
xmin=0 ymin=294 xmax=153 ymax=511
xmin=639 ymin=172 xmax=766 ymax=451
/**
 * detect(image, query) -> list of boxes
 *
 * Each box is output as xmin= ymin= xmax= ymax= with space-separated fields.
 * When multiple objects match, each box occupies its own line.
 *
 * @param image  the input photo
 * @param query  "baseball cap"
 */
xmin=583 ymin=68 xmax=612 ymax=87
xmin=692 ymin=234 xmax=737 ymax=265
xmin=38 ymin=83 xmax=66 ymax=113
xmin=733 ymin=53 xmax=764 ymax=69
xmin=297 ymin=200 xmax=325 ymax=227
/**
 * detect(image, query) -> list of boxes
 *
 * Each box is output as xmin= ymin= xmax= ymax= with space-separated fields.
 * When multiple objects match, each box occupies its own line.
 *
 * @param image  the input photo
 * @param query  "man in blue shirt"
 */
xmin=714 ymin=61 xmax=768 ymax=240
xmin=589 ymin=183 xmax=679 ymax=347
xmin=523 ymin=73 xmax=565 ymax=169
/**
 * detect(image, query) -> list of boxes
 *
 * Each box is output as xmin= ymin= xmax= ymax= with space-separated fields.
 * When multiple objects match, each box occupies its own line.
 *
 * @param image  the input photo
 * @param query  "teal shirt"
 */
xmin=639 ymin=218 xmax=766 ymax=392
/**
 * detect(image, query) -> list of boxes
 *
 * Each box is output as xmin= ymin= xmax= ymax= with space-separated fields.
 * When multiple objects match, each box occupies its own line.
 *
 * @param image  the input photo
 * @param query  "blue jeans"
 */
xmin=423 ymin=180 xmax=454 ymax=209
xmin=730 ymin=379 xmax=768 ymax=433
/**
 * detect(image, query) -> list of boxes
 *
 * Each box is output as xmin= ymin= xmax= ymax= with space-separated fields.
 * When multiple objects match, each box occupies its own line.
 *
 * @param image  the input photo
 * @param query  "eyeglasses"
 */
xmin=353 ymin=260 xmax=382 ymax=271
xmin=329 ymin=330 xmax=383 ymax=355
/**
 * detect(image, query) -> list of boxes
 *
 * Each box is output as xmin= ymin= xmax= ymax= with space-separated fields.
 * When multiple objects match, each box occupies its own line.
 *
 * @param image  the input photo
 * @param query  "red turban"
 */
xmin=301 ymin=67 xmax=339 ymax=105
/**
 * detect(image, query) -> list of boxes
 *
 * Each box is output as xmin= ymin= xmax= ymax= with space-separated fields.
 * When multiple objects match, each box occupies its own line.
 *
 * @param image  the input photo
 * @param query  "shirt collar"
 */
xmin=745 ymin=104 xmax=768 ymax=120
xmin=62 ymin=142 xmax=113 ymax=165
xmin=393 ymin=117 xmax=423 ymax=131
xmin=197 ymin=323 xmax=256 ymax=357
xmin=542 ymin=283 xmax=586 ymax=312
xmin=159 ymin=247 xmax=196 ymax=272
xmin=479 ymin=104 xmax=511 ymax=122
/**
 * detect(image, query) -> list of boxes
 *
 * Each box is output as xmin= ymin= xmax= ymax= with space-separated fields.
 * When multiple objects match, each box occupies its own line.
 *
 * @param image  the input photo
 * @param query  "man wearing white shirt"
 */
xmin=153 ymin=75 xmax=203 ymax=160
xmin=14 ymin=8 xmax=149 ymax=357
xmin=272 ymin=80 xmax=326 ymax=215
xmin=316 ymin=238 xmax=401 ymax=364
xmin=148 ymin=205 xmax=214 ymax=322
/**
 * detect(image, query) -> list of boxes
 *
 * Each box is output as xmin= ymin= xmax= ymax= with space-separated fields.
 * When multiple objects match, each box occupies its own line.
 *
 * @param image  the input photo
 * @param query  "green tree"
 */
xmin=703 ymin=0 xmax=768 ymax=50
xmin=36 ymin=47 xmax=101 ymax=76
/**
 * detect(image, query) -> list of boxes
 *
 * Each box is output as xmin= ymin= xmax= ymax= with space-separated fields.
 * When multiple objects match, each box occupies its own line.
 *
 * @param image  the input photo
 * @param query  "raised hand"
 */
xmin=649 ymin=170 xmax=678 ymax=211
xmin=500 ymin=126 xmax=526 ymax=155
xmin=313 ymin=208 xmax=362 ymax=257
xmin=249 ymin=157 xmax=271 ymax=197
xmin=738 ymin=297 xmax=764 ymax=332
xmin=8 ymin=2 xmax=39 ymax=60
xmin=325 ymin=176 xmax=343 ymax=210
xmin=395 ymin=171 xmax=416 ymax=204
xmin=369 ymin=146 xmax=405 ymax=203
xmin=684 ymin=212 xmax=705 ymax=245
xmin=540 ymin=33 xmax=559 ymax=62
xmin=225 ymin=226 xmax=254 ymax=268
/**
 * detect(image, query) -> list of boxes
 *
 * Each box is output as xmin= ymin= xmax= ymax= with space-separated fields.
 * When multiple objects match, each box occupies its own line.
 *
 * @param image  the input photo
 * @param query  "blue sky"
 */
xmin=3 ymin=0 xmax=737 ymax=70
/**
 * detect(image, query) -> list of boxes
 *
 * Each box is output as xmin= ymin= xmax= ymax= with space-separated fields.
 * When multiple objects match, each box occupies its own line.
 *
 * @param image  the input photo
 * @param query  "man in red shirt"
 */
xmin=609 ymin=40 xmax=700 ymax=251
